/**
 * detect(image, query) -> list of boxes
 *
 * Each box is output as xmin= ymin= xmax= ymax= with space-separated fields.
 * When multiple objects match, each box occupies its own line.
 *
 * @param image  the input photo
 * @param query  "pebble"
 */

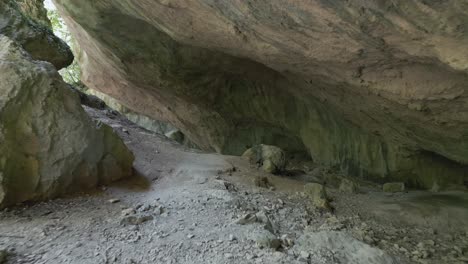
xmin=120 ymin=214 xmax=154 ymax=226
xmin=121 ymin=208 xmax=136 ymax=216
xmin=234 ymin=213 xmax=257 ymax=225
xmin=300 ymin=251 xmax=310 ymax=259
xmin=108 ymin=199 xmax=120 ymax=204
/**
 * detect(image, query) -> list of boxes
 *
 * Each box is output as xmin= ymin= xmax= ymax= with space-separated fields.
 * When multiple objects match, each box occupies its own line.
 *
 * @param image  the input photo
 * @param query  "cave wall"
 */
xmin=53 ymin=0 xmax=468 ymax=189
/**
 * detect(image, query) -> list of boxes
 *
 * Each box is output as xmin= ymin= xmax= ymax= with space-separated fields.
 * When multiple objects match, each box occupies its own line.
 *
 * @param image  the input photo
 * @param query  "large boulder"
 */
xmin=53 ymin=0 xmax=468 ymax=189
xmin=242 ymin=144 xmax=286 ymax=174
xmin=0 ymin=0 xmax=73 ymax=69
xmin=0 ymin=36 xmax=134 ymax=207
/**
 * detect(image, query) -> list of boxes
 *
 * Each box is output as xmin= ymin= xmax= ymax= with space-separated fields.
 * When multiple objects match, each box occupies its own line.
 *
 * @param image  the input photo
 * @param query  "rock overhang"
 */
xmin=52 ymin=0 xmax=468 ymax=189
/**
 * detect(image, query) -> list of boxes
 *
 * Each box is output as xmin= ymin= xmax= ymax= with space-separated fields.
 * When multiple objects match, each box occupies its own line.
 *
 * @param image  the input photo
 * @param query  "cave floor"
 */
xmin=0 ymin=107 xmax=467 ymax=264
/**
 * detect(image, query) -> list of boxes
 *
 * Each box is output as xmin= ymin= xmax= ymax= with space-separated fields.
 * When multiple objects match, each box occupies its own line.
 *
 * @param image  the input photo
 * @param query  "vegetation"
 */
xmin=47 ymin=9 xmax=81 ymax=84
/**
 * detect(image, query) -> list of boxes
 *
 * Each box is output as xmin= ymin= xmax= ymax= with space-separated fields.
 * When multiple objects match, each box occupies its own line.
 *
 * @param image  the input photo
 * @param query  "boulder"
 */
xmin=53 ymin=0 xmax=468 ymax=189
xmin=242 ymin=144 xmax=286 ymax=174
xmin=0 ymin=36 xmax=134 ymax=207
xmin=304 ymin=183 xmax=330 ymax=209
xmin=253 ymin=176 xmax=273 ymax=189
xmin=0 ymin=0 xmax=73 ymax=69
xmin=339 ymin=178 xmax=359 ymax=194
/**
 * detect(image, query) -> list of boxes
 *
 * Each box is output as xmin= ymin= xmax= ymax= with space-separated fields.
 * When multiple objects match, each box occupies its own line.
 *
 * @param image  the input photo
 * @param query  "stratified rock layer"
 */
xmin=54 ymin=0 xmax=468 ymax=188
xmin=0 ymin=35 xmax=134 ymax=207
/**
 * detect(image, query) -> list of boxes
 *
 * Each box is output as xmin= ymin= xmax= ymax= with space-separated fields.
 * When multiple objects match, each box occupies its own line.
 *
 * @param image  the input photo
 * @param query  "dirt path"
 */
xmin=0 ymin=108 xmax=467 ymax=264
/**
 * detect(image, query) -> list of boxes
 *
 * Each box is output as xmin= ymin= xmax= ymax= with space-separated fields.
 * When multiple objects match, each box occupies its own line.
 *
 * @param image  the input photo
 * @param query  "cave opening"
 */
xmin=0 ymin=0 xmax=467 ymax=263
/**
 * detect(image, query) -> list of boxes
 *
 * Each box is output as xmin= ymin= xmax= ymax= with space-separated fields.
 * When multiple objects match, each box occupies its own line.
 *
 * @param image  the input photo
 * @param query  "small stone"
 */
xmin=399 ymin=247 xmax=408 ymax=253
xmin=108 ymin=199 xmax=120 ymax=204
xmin=165 ymin=129 xmax=185 ymax=143
xmin=304 ymin=183 xmax=330 ymax=209
xmin=255 ymin=211 xmax=274 ymax=233
xmin=320 ymin=216 xmax=345 ymax=231
xmin=383 ymin=182 xmax=405 ymax=193
xmin=425 ymin=240 xmax=435 ymax=246
xmin=228 ymin=234 xmax=236 ymax=241
xmin=187 ymin=234 xmax=195 ymax=239
xmin=234 ymin=213 xmax=257 ymax=225
xmin=299 ymin=251 xmax=310 ymax=260
xmin=121 ymin=208 xmax=136 ymax=216
xmin=339 ymin=178 xmax=359 ymax=194
xmin=254 ymin=176 xmax=272 ymax=189
xmin=246 ymin=254 xmax=255 ymax=260
xmin=281 ymin=234 xmax=294 ymax=247
xmin=120 ymin=214 xmax=154 ymax=225
xmin=252 ymin=230 xmax=281 ymax=250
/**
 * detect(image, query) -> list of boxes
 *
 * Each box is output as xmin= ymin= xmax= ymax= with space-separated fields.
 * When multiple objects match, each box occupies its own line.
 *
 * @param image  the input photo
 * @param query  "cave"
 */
xmin=0 ymin=0 xmax=468 ymax=263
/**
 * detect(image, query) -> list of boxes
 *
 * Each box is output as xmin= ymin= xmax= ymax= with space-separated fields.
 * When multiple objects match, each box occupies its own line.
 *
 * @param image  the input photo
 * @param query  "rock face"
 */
xmin=85 ymin=88 xmax=177 ymax=136
xmin=0 ymin=1 xmax=134 ymax=207
xmin=53 ymin=0 xmax=468 ymax=189
xmin=16 ymin=0 xmax=51 ymax=28
xmin=84 ymin=87 xmax=198 ymax=148
xmin=0 ymin=0 xmax=73 ymax=69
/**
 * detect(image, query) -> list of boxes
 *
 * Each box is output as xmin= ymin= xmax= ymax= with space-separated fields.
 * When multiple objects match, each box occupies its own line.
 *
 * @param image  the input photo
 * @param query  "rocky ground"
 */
xmin=1 ymin=107 xmax=468 ymax=264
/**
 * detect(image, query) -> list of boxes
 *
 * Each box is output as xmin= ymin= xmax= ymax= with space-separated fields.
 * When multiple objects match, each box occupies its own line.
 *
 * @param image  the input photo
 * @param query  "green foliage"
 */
xmin=47 ymin=9 xmax=81 ymax=84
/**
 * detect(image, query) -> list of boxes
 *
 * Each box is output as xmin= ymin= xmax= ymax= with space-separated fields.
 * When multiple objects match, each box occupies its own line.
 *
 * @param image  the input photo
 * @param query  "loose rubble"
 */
xmin=0 ymin=107 xmax=466 ymax=264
